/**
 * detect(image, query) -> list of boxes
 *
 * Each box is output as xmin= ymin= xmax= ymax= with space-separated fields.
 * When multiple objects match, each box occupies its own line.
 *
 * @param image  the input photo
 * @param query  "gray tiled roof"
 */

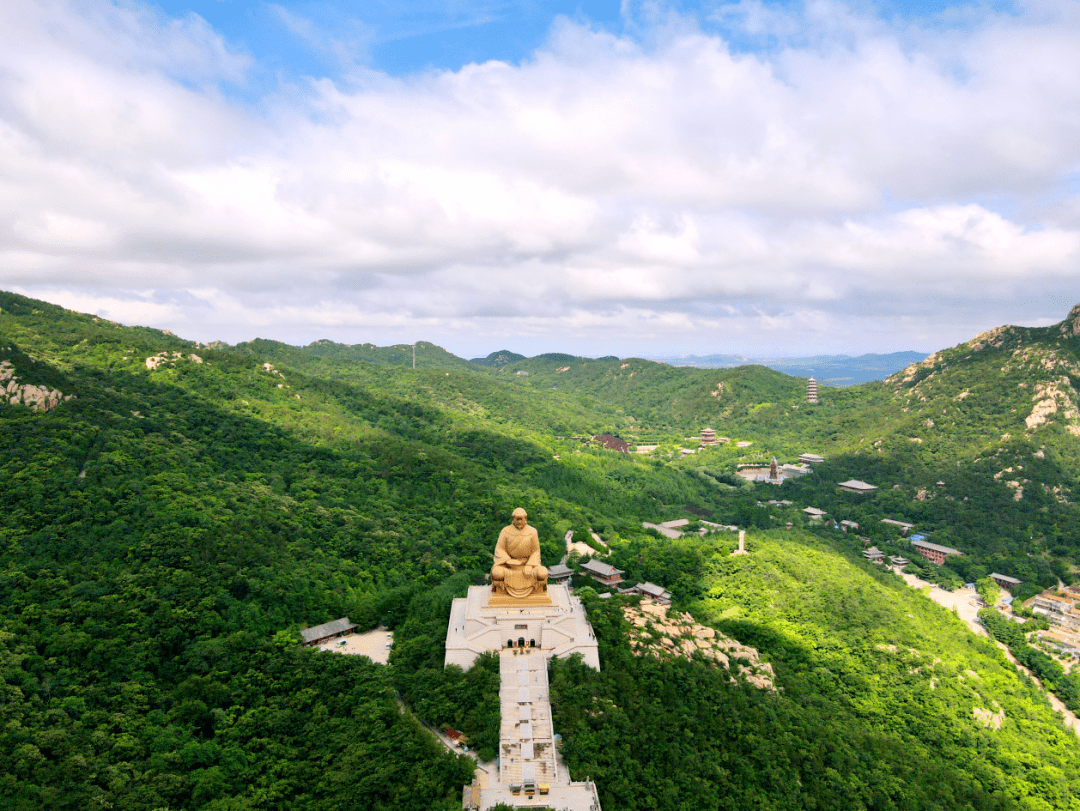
xmin=636 ymin=582 xmax=671 ymax=598
xmin=300 ymin=617 xmax=356 ymax=644
xmin=839 ymin=479 xmax=878 ymax=491
xmin=581 ymin=559 xmax=624 ymax=577
xmin=911 ymin=539 xmax=961 ymax=555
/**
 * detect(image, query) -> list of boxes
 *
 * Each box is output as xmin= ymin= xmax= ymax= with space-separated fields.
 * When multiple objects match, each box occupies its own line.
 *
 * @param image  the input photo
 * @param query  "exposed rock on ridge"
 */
xmin=623 ymin=601 xmax=775 ymax=690
xmin=0 ymin=361 xmax=73 ymax=412
xmin=1062 ymin=303 xmax=1080 ymax=338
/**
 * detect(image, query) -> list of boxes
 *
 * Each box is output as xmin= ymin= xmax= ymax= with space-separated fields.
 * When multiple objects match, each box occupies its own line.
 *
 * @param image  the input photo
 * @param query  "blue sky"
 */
xmin=153 ymin=1 xmax=627 ymax=81
xmin=2 ymin=0 xmax=1078 ymax=357
xmin=149 ymin=0 xmax=1015 ymax=82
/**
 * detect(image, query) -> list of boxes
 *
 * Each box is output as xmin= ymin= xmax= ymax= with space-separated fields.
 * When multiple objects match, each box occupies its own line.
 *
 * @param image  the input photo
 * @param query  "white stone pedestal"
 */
xmin=444 ymin=585 xmax=600 ymax=671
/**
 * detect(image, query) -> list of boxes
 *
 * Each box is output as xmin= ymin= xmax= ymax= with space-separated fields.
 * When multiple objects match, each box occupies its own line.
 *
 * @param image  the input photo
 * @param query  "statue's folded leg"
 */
xmin=491 ymin=564 xmax=509 ymax=593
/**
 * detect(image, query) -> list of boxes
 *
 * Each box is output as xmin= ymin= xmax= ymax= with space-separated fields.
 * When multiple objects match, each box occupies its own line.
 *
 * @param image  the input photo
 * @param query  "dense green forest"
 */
xmin=555 ymin=532 xmax=1080 ymax=810
xmin=3 ymin=290 xmax=1080 ymax=808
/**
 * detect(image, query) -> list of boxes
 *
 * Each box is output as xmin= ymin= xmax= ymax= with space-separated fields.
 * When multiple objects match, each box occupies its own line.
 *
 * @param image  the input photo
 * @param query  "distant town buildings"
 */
xmin=580 ymin=559 xmax=625 ymax=587
xmin=806 ymin=378 xmax=819 ymax=404
xmin=910 ymin=538 xmax=962 ymax=566
xmin=839 ymin=479 xmax=878 ymax=495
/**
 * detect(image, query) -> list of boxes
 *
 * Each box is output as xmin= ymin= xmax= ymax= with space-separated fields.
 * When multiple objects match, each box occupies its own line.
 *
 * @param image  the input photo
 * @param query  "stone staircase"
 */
xmin=498 ymin=649 xmax=558 ymax=788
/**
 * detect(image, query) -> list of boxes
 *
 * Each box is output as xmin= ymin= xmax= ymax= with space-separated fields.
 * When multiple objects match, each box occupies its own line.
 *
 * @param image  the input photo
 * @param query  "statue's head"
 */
xmin=512 ymin=508 xmax=528 ymax=529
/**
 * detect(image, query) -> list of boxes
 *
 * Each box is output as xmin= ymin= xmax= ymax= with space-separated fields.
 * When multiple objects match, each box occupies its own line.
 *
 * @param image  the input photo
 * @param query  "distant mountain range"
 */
xmin=648 ymin=351 xmax=929 ymax=386
xmin=471 ymin=349 xmax=927 ymax=386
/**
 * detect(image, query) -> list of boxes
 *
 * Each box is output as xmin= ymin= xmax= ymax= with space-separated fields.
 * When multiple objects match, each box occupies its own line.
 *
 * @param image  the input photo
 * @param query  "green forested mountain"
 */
xmin=2 ymin=290 xmax=1080 ymax=809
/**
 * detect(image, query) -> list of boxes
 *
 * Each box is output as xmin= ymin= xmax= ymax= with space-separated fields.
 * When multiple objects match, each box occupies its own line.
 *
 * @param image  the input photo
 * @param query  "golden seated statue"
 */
xmin=491 ymin=508 xmax=549 ymax=604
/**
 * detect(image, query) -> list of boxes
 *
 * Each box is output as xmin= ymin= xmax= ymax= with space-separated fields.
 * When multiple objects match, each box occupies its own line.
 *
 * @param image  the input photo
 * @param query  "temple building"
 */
xmin=700 ymin=427 xmax=717 ymax=445
xmin=1033 ymin=591 xmax=1080 ymax=631
xmin=838 ymin=479 xmax=878 ymax=495
xmin=300 ymin=617 xmax=356 ymax=647
xmin=630 ymin=582 xmax=673 ymax=604
xmin=989 ymin=573 xmax=1021 ymax=591
xmin=806 ymin=378 xmax=819 ymax=404
xmin=735 ymin=459 xmax=812 ymax=484
xmin=580 ymin=559 xmax=624 ymax=587
xmin=882 ymin=518 xmax=916 ymax=535
xmin=863 ymin=547 xmax=885 ymax=564
xmin=911 ymin=538 xmax=961 ymax=565
xmin=546 ymin=563 xmax=573 ymax=586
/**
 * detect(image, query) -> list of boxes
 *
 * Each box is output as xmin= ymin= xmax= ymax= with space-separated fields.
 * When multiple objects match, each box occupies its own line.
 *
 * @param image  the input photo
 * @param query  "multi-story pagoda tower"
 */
xmin=806 ymin=377 xmax=818 ymax=404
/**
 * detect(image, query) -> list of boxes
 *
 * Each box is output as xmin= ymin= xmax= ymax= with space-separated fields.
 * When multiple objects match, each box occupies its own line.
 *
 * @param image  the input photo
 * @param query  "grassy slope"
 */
xmin=556 ymin=529 xmax=1080 ymax=810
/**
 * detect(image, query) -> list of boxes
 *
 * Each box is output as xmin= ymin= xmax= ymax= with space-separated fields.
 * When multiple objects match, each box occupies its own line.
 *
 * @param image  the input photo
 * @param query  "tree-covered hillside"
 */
xmin=556 ymin=530 xmax=1080 ymax=810
xmin=3 ymin=290 xmax=1080 ymax=809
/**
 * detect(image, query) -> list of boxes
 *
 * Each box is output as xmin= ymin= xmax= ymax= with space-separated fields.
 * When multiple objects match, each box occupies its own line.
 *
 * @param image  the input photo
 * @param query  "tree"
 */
xmin=975 ymin=577 xmax=1000 ymax=607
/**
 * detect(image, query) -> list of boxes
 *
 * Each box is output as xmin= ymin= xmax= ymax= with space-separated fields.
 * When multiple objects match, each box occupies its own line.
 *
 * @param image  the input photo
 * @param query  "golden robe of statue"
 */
xmin=491 ymin=508 xmax=548 ymax=599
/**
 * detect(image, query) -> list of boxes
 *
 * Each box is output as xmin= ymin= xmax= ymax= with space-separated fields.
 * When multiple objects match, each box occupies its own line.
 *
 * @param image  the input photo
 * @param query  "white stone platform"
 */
xmin=445 ymin=585 xmax=600 ymax=671
xmin=447 ymin=585 xmax=602 ymax=810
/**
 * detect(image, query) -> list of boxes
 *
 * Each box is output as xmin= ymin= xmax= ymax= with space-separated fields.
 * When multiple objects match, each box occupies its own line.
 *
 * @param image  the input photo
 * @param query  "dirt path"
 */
xmin=564 ymin=530 xmax=597 ymax=559
xmin=896 ymin=571 xmax=987 ymax=636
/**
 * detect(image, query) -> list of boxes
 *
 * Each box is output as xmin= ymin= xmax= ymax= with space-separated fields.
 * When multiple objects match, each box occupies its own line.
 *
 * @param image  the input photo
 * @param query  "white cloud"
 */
xmin=2 ymin=0 xmax=1080 ymax=356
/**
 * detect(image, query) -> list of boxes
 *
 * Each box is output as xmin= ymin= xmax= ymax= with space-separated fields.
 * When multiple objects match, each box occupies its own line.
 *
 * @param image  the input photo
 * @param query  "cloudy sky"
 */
xmin=2 ymin=0 xmax=1079 ymax=358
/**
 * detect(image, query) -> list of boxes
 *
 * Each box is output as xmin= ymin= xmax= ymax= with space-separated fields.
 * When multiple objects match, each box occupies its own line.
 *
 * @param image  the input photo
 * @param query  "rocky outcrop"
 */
xmin=1025 ymin=376 xmax=1080 ymax=435
xmin=622 ymin=602 xmax=775 ymax=690
xmin=0 ymin=361 xmax=73 ymax=412
xmin=145 ymin=352 xmax=203 ymax=370
xmin=966 ymin=326 xmax=1014 ymax=353
xmin=973 ymin=704 xmax=1005 ymax=730
xmin=1060 ymin=303 xmax=1080 ymax=338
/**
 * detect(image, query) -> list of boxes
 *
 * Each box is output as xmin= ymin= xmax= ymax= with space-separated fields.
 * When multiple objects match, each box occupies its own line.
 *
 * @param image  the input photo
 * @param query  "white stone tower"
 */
xmin=806 ymin=377 xmax=818 ymax=404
